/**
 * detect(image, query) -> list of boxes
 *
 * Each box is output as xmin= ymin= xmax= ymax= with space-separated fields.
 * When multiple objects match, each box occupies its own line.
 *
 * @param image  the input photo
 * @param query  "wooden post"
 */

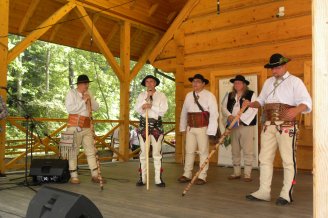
xmin=0 ymin=0 xmax=9 ymax=174
xmin=119 ymin=21 xmax=131 ymax=161
xmin=174 ymin=30 xmax=185 ymax=163
xmin=313 ymin=0 xmax=328 ymax=217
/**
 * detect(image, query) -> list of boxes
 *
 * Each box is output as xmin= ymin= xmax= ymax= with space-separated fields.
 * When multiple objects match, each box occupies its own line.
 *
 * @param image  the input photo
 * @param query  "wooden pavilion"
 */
xmin=0 ymin=0 xmax=327 ymax=217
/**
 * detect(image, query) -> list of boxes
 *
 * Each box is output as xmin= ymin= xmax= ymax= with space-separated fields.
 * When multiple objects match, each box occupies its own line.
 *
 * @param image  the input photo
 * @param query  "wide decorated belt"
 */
xmin=138 ymin=116 xmax=164 ymax=142
xmin=187 ymin=111 xmax=209 ymax=128
xmin=67 ymin=114 xmax=91 ymax=128
xmin=264 ymin=103 xmax=295 ymax=122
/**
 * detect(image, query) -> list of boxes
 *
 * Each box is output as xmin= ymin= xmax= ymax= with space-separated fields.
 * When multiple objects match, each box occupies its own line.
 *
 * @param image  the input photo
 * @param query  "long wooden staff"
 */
xmin=182 ymin=104 xmax=248 ymax=196
xmin=86 ymin=98 xmax=104 ymax=190
xmin=145 ymin=108 xmax=150 ymax=190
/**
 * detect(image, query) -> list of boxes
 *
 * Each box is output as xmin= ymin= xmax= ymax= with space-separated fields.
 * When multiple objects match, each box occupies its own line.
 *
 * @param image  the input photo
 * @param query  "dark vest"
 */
xmin=226 ymin=90 xmax=257 ymax=126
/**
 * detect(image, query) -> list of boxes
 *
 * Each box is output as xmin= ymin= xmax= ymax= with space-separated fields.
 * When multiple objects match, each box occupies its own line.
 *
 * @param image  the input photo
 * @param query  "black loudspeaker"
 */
xmin=29 ymin=159 xmax=70 ymax=183
xmin=26 ymin=186 xmax=103 ymax=218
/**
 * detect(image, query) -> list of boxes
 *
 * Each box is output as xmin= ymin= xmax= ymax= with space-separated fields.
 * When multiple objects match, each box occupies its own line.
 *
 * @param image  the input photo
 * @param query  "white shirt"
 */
xmin=180 ymin=89 xmax=219 ymax=135
xmin=257 ymin=72 xmax=312 ymax=113
xmin=135 ymin=90 xmax=168 ymax=119
xmin=222 ymin=91 xmax=258 ymax=125
xmin=65 ymin=89 xmax=99 ymax=117
xmin=130 ymin=129 xmax=139 ymax=145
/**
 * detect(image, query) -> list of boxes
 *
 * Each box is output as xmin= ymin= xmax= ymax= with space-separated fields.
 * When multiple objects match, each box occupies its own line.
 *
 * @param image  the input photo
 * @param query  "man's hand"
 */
xmin=242 ymin=100 xmax=251 ymax=108
xmin=142 ymin=103 xmax=152 ymax=110
xmin=83 ymin=93 xmax=90 ymax=102
xmin=243 ymin=100 xmax=260 ymax=108
xmin=285 ymin=104 xmax=307 ymax=121
xmin=209 ymin=135 xmax=219 ymax=147
xmin=228 ymin=115 xmax=234 ymax=123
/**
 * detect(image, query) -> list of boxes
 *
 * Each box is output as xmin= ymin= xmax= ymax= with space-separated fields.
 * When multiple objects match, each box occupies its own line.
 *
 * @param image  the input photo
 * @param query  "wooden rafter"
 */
xmin=105 ymin=23 xmax=120 ymax=44
xmin=148 ymin=0 xmax=199 ymax=64
xmin=49 ymin=22 xmax=62 ymax=41
xmin=167 ymin=11 xmax=178 ymax=24
xmin=69 ymin=0 xmax=165 ymax=36
xmin=75 ymin=0 xmax=168 ymax=31
xmin=18 ymin=0 xmax=41 ymax=33
xmin=7 ymin=1 xmax=76 ymax=63
xmin=148 ymin=3 xmax=159 ymax=17
xmin=131 ymin=29 xmax=143 ymax=44
xmin=75 ymin=4 xmax=124 ymax=81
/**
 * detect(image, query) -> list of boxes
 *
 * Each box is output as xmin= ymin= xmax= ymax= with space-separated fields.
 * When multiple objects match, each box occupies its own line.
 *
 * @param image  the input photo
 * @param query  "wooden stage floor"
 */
xmin=0 ymin=159 xmax=312 ymax=218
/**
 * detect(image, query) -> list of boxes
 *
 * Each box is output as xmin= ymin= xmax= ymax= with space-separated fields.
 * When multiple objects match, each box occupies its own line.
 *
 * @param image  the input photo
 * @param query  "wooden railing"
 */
xmin=3 ymin=117 xmax=175 ymax=171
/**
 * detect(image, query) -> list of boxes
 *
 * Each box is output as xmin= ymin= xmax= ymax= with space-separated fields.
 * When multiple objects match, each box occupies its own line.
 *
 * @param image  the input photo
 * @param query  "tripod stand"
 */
xmin=4 ymin=90 xmax=38 ymax=191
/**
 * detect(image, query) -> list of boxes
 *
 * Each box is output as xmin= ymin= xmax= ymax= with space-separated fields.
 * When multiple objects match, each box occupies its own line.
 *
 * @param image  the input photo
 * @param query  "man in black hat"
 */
xmin=243 ymin=53 xmax=312 ymax=205
xmin=135 ymin=75 xmax=168 ymax=187
xmin=221 ymin=75 xmax=258 ymax=182
xmin=178 ymin=74 xmax=219 ymax=185
xmin=64 ymin=74 xmax=102 ymax=184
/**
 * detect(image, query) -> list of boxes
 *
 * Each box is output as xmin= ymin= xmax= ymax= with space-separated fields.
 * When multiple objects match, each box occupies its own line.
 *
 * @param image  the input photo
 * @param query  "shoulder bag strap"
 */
xmin=193 ymin=91 xmax=205 ymax=112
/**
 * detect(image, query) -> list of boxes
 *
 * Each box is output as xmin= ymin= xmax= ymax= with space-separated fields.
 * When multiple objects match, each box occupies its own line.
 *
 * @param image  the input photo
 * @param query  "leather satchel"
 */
xmin=193 ymin=92 xmax=221 ymax=145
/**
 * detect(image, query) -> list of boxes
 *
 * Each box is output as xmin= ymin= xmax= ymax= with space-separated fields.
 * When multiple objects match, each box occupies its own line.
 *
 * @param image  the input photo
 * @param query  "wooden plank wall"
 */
xmin=155 ymin=0 xmax=313 ymax=169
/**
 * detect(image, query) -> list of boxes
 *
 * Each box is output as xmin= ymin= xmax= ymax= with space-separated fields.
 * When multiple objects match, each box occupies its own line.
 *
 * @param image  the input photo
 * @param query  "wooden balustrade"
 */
xmin=3 ymin=117 xmax=175 ymax=171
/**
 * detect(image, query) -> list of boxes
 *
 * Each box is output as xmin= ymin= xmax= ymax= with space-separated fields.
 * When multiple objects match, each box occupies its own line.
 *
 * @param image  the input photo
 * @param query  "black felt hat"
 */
xmin=188 ymin=74 xmax=209 ymax=85
xmin=76 ymin=75 xmax=92 ymax=84
xmin=141 ymin=75 xmax=160 ymax=86
xmin=230 ymin=75 xmax=250 ymax=85
xmin=264 ymin=53 xmax=291 ymax=68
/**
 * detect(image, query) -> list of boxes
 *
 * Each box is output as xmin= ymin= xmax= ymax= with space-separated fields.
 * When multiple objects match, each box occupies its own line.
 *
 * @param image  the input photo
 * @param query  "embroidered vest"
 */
xmin=226 ymin=90 xmax=257 ymax=126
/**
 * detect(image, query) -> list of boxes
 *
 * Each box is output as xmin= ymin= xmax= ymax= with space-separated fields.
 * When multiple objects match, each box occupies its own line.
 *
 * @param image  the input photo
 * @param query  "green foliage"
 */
xmin=5 ymin=35 xmax=176 ymax=139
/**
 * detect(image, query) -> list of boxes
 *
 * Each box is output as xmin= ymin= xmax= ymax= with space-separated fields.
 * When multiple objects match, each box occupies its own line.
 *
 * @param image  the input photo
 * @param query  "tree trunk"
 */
xmin=45 ymin=48 xmax=51 ymax=92
xmin=16 ymin=53 xmax=23 ymax=114
xmin=68 ymin=58 xmax=74 ymax=89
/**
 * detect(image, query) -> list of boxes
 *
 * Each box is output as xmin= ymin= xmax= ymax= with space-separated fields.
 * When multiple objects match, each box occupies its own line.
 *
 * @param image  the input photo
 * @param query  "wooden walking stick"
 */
xmin=86 ymin=97 xmax=104 ymax=190
xmin=145 ymin=108 xmax=150 ymax=190
xmin=182 ymin=104 xmax=248 ymax=196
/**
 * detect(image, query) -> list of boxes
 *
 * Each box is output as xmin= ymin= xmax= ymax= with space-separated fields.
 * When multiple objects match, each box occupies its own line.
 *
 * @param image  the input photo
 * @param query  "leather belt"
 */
xmin=67 ymin=114 xmax=90 ymax=128
xmin=264 ymin=103 xmax=295 ymax=122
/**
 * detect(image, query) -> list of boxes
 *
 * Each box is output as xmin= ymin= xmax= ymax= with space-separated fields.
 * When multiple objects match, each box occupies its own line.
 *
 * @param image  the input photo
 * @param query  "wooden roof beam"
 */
xmin=75 ymin=4 xmax=124 ymax=81
xmin=18 ymin=0 xmax=41 ymax=34
xmin=49 ymin=22 xmax=62 ymax=41
xmin=7 ymin=1 xmax=76 ymax=63
xmin=167 ymin=11 xmax=178 ymax=24
xmin=129 ymin=0 xmax=137 ymax=10
xmin=148 ymin=3 xmax=159 ymax=17
xmin=71 ymin=0 xmax=165 ymax=35
xmin=105 ymin=23 xmax=120 ymax=44
xmin=131 ymin=29 xmax=143 ymax=44
xmin=148 ymin=0 xmax=199 ymax=64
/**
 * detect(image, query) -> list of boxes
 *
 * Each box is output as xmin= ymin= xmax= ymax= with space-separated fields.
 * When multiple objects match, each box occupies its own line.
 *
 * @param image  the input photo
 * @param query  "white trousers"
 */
xmin=251 ymin=124 xmax=297 ymax=202
xmin=138 ymin=134 xmax=164 ymax=184
xmin=66 ymin=127 xmax=98 ymax=178
xmin=230 ymin=125 xmax=254 ymax=177
xmin=183 ymin=127 xmax=209 ymax=181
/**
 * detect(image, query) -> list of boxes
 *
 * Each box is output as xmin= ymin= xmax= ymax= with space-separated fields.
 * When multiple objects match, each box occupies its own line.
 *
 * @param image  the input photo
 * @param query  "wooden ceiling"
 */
xmin=8 ymin=0 xmax=187 ymax=60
